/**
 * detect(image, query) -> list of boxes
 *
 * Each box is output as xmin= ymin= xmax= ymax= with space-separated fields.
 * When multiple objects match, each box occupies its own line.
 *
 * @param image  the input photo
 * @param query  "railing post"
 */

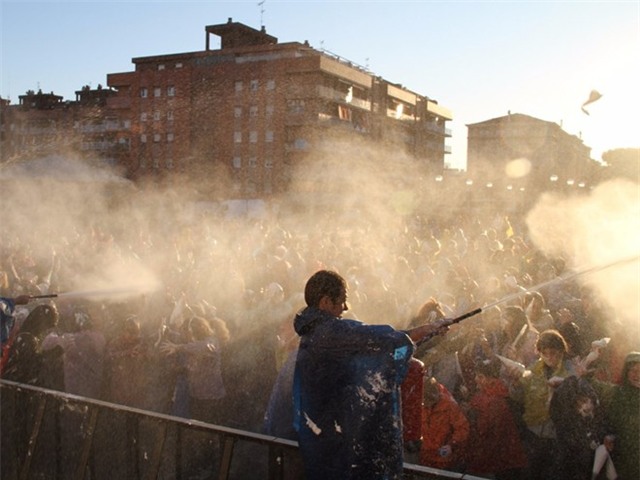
xmin=73 ymin=407 xmax=99 ymax=480
xmin=142 ymin=421 xmax=168 ymax=480
xmin=267 ymin=445 xmax=284 ymax=480
xmin=19 ymin=395 xmax=47 ymax=480
xmin=217 ymin=434 xmax=236 ymax=480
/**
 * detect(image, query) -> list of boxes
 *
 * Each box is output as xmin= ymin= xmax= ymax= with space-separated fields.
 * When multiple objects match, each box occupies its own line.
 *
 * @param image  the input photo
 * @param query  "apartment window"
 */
xmin=249 ymin=131 xmax=258 ymax=143
xmin=167 ymin=133 xmax=174 ymax=142
xmin=166 ymin=158 xmax=174 ymax=168
xmin=233 ymin=156 xmax=242 ymax=169
xmin=167 ymin=111 xmax=174 ymax=121
xmin=154 ymin=87 xmax=162 ymax=98
xmin=234 ymin=131 xmax=242 ymax=143
xmin=154 ymin=134 xmax=161 ymax=142
xmin=249 ymin=106 xmax=258 ymax=117
xmin=264 ymin=158 xmax=273 ymax=169
xmin=266 ymin=105 xmax=274 ymax=117
xmin=153 ymin=158 xmax=160 ymax=169
xmin=140 ymin=88 xmax=148 ymax=98
xmin=235 ymin=81 xmax=243 ymax=92
xmin=266 ymin=79 xmax=275 ymax=91
xmin=250 ymin=80 xmax=259 ymax=92
xmin=287 ymin=99 xmax=305 ymax=114
xmin=167 ymin=86 xmax=176 ymax=97
xmin=124 ymin=120 xmax=132 ymax=129
xmin=140 ymin=134 xmax=147 ymax=143
xmin=265 ymin=131 xmax=274 ymax=143
xmin=158 ymin=64 xmax=165 ymax=71
xmin=141 ymin=112 xmax=148 ymax=122
xmin=153 ymin=111 xmax=161 ymax=121
xmin=294 ymin=138 xmax=308 ymax=149
xmin=234 ymin=107 xmax=242 ymax=118
xmin=175 ymin=63 xmax=183 ymax=69
xmin=248 ymin=157 xmax=257 ymax=168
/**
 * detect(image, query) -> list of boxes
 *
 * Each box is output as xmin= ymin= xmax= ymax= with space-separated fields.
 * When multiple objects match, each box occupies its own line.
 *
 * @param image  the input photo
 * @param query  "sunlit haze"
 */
xmin=1 ymin=1 xmax=638 ymax=169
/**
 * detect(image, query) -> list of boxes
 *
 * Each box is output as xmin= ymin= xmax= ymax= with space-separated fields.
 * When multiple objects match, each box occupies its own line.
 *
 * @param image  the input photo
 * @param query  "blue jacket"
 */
xmin=293 ymin=307 xmax=414 ymax=480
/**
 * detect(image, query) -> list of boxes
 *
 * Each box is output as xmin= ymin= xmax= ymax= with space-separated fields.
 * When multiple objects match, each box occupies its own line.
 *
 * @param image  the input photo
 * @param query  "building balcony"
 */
xmin=317 ymin=86 xmax=371 ymax=110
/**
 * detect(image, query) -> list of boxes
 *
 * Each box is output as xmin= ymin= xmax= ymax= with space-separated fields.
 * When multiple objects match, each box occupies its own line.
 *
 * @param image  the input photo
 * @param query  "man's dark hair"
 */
xmin=304 ymin=270 xmax=346 ymax=308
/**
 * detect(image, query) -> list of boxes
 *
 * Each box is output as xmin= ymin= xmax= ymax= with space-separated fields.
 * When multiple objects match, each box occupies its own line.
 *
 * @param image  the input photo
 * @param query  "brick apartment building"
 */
xmin=1 ymin=19 xmax=452 ymax=199
xmin=466 ymin=113 xmax=597 ymax=188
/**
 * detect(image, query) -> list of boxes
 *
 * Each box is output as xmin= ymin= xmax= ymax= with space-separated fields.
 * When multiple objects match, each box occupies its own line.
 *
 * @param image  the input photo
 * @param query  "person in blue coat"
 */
xmin=293 ymin=270 xmax=443 ymax=480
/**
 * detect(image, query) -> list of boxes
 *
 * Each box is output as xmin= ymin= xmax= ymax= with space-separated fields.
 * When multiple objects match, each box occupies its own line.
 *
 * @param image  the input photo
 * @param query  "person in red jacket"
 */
xmin=419 ymin=376 xmax=469 ymax=472
xmin=466 ymin=358 xmax=528 ymax=479
xmin=401 ymin=356 xmax=425 ymax=464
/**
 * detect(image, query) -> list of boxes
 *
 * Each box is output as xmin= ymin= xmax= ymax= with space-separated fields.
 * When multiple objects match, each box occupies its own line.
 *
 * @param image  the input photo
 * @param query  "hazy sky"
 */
xmin=1 ymin=0 xmax=638 ymax=168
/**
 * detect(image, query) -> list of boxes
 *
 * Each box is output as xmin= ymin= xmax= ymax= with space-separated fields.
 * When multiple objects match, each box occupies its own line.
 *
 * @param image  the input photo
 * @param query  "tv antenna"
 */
xmin=258 ymin=0 xmax=266 ymax=28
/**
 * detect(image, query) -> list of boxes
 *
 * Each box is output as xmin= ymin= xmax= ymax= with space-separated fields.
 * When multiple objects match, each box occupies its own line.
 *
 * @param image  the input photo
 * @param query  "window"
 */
xmin=266 ymin=105 xmax=274 ymax=117
xmin=250 ymin=80 xmax=259 ymax=91
xmin=266 ymin=79 xmax=275 ymax=91
xmin=141 ymin=112 xmax=148 ymax=122
xmin=153 ymin=158 xmax=160 ymax=169
xmin=265 ymin=158 xmax=273 ymax=168
xmin=141 ymin=134 xmax=147 ymax=143
xmin=234 ymin=131 xmax=242 ymax=143
xmin=287 ymin=99 xmax=305 ymax=114
xmin=167 ymin=133 xmax=174 ymax=142
xmin=235 ymin=81 xmax=243 ymax=92
xmin=153 ymin=111 xmax=161 ymax=121
xmin=294 ymin=138 xmax=308 ymax=149
xmin=250 ymin=106 xmax=258 ymax=117
xmin=175 ymin=63 xmax=183 ymax=69
xmin=124 ymin=120 xmax=131 ymax=128
xmin=166 ymin=158 xmax=174 ymax=168
xmin=140 ymin=88 xmax=148 ymax=98
xmin=234 ymin=107 xmax=242 ymax=118
xmin=265 ymin=131 xmax=274 ymax=143
xmin=154 ymin=87 xmax=162 ymax=98
xmin=154 ymin=134 xmax=161 ymax=142
xmin=249 ymin=131 xmax=258 ymax=143
xmin=233 ymin=156 xmax=242 ymax=168
xmin=248 ymin=157 xmax=257 ymax=168
xmin=167 ymin=111 xmax=174 ymax=121
xmin=158 ymin=64 xmax=165 ymax=71
xmin=167 ymin=86 xmax=176 ymax=97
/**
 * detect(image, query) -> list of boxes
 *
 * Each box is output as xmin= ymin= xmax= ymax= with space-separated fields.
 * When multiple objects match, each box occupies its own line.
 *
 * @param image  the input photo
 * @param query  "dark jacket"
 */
xmin=293 ymin=307 xmax=414 ymax=480
xmin=608 ymin=353 xmax=640 ymax=480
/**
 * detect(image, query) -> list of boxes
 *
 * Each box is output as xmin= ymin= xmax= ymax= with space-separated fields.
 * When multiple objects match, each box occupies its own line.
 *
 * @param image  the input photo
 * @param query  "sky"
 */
xmin=1 ymin=0 xmax=639 ymax=169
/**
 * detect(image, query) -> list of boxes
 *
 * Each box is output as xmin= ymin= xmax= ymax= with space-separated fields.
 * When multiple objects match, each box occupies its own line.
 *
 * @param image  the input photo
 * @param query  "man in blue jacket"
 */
xmin=293 ymin=270 xmax=442 ymax=480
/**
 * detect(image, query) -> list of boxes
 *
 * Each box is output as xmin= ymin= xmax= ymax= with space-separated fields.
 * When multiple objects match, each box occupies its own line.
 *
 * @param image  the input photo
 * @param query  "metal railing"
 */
xmin=0 ymin=379 xmax=487 ymax=480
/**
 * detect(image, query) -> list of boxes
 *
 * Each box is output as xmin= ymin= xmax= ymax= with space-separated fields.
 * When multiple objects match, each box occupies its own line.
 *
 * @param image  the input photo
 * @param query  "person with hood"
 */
xmin=2 ymin=302 xmax=62 ymax=388
xmin=606 ymin=351 xmax=639 ymax=480
xmin=293 ymin=270 xmax=443 ymax=480
xmin=549 ymin=375 xmax=608 ymax=480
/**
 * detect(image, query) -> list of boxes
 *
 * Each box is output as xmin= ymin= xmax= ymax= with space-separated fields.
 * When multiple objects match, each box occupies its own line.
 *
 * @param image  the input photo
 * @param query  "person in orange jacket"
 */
xmin=419 ymin=376 xmax=469 ymax=472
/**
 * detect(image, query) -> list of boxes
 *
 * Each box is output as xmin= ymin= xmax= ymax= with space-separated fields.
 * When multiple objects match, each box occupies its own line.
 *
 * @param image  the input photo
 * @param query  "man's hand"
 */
xmin=13 ymin=295 xmax=30 ymax=305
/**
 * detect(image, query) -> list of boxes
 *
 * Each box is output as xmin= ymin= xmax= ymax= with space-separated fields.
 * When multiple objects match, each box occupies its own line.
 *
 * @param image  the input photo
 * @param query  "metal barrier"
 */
xmin=0 ymin=379 xmax=487 ymax=480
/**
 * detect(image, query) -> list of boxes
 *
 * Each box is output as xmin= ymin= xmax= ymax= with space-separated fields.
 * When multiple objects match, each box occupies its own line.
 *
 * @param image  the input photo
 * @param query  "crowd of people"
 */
xmin=1 ymin=203 xmax=638 ymax=480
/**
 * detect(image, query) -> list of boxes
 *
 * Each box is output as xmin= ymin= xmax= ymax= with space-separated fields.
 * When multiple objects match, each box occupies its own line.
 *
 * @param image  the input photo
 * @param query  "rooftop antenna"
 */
xmin=258 ymin=0 xmax=266 ymax=28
